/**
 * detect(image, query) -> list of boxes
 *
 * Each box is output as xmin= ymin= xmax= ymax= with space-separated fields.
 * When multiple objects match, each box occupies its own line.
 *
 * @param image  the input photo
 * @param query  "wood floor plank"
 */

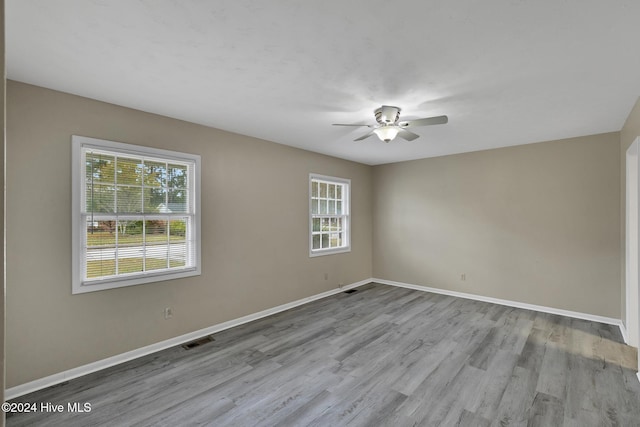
xmin=528 ymin=392 xmax=565 ymax=427
xmin=535 ymin=316 xmax=570 ymax=401
xmin=7 ymin=283 xmax=640 ymax=426
xmin=394 ymin=349 xmax=471 ymax=418
xmin=469 ymin=348 xmax=520 ymax=420
xmin=456 ymin=409 xmax=492 ymax=427
xmin=490 ymin=366 xmax=540 ymax=426
xmin=419 ymin=363 xmax=485 ymax=425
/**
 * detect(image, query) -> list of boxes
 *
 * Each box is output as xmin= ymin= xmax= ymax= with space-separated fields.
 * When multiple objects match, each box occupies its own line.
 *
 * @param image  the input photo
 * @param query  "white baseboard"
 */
xmin=619 ymin=322 xmax=630 ymax=345
xmin=5 ymin=279 xmax=370 ymax=400
xmin=373 ymin=278 xmax=623 ymax=328
xmin=6 ymin=277 xmax=634 ymax=398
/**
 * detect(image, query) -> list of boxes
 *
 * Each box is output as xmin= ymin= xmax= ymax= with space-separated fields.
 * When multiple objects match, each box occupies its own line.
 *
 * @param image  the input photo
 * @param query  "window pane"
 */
xmin=145 ymin=253 xmax=169 ymax=271
xmin=144 ymin=161 xmax=166 ymax=187
xmin=336 ymin=201 xmax=342 ymax=215
xmin=144 ymin=187 xmax=166 ymax=213
xmin=321 ymin=218 xmax=329 ymax=232
xmin=311 ymin=199 xmax=318 ymax=214
xmin=86 ymin=184 xmax=115 ymax=213
xmin=312 ymin=218 xmax=320 ymax=232
xmin=329 ymin=184 xmax=335 ymax=198
xmin=311 ymin=181 xmax=318 ymax=197
xmin=169 ymin=243 xmax=187 ymax=268
xmin=169 ymin=218 xmax=188 ymax=267
xmin=168 ymin=164 xmax=188 ymax=189
xmin=145 ymin=244 xmax=169 ymax=271
xmin=117 ymin=249 xmax=144 ymax=275
xmin=319 ymin=199 xmax=327 ymax=214
xmin=86 ymin=219 xmax=117 ymax=247
xmin=330 ymin=217 xmax=337 ymax=231
xmin=145 ymin=220 xmax=167 ymax=243
xmin=117 ymin=157 xmax=143 ymax=185
xmin=117 ymin=186 xmax=143 ymax=213
xmin=328 ymin=200 xmax=335 ymax=214
xmin=330 ymin=233 xmax=340 ymax=248
xmin=168 ymin=189 xmax=188 ymax=213
xmin=145 ymin=220 xmax=168 ymax=271
xmin=321 ymin=233 xmax=330 ymax=249
xmin=336 ymin=185 xmax=342 ymax=199
xmin=312 ymin=234 xmax=320 ymax=249
xmin=319 ymin=182 xmax=327 ymax=198
xmin=337 ymin=217 xmax=343 ymax=231
xmin=169 ymin=219 xmax=187 ymax=240
xmin=86 ymin=153 xmax=115 ymax=183
xmin=118 ymin=220 xmax=144 ymax=241
xmin=85 ymin=158 xmax=93 ymax=183
xmin=116 ymin=219 xmax=144 ymax=275
xmin=86 ymin=247 xmax=116 ymax=278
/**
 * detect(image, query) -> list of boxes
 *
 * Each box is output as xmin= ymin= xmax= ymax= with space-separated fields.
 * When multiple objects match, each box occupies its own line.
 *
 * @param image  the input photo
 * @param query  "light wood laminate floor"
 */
xmin=7 ymin=283 xmax=640 ymax=426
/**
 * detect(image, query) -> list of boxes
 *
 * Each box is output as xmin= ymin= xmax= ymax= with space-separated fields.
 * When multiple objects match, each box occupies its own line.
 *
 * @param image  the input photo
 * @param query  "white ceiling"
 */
xmin=7 ymin=1 xmax=640 ymax=165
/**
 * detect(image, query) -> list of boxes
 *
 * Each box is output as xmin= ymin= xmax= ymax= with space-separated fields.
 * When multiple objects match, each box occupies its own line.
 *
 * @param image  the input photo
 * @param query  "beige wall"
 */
xmin=372 ymin=133 xmax=621 ymax=318
xmin=620 ymin=97 xmax=640 ymax=327
xmin=5 ymin=81 xmax=372 ymax=387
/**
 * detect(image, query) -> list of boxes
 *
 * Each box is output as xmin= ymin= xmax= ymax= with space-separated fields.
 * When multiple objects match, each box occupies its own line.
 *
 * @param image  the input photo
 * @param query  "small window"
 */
xmin=72 ymin=136 xmax=201 ymax=294
xmin=309 ymin=174 xmax=350 ymax=257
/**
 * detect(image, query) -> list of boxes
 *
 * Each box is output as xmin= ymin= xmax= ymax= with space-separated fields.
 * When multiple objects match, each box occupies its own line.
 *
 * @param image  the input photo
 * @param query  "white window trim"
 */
xmin=309 ymin=173 xmax=351 ymax=257
xmin=72 ymin=135 xmax=202 ymax=294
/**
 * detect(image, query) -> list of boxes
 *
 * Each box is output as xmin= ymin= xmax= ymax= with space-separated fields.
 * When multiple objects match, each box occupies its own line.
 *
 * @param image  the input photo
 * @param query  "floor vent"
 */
xmin=344 ymin=289 xmax=358 ymax=294
xmin=182 ymin=335 xmax=214 ymax=350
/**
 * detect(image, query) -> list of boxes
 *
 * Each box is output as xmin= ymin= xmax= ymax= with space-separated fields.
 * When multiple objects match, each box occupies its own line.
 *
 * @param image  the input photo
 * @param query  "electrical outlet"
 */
xmin=324 ymin=272 xmax=328 ymax=280
xmin=461 ymin=273 xmax=466 ymax=281
xmin=338 ymin=282 xmax=344 ymax=289
xmin=164 ymin=307 xmax=173 ymax=319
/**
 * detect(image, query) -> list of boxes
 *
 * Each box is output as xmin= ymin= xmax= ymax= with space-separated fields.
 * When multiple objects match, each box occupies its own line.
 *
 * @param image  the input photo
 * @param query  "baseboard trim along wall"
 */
xmin=619 ymin=323 xmax=630 ymax=345
xmin=373 ymin=278 xmax=627 ymax=339
xmin=6 ymin=277 xmax=632 ymax=399
xmin=5 ymin=279 xmax=369 ymax=400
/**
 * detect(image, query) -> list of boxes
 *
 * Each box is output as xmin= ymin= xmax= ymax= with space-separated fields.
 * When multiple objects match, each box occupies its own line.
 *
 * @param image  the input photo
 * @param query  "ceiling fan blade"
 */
xmin=332 ymin=123 xmax=374 ymax=127
xmin=397 ymin=129 xmax=420 ymax=141
xmin=398 ymin=115 xmax=448 ymax=128
xmin=354 ymin=131 xmax=375 ymax=141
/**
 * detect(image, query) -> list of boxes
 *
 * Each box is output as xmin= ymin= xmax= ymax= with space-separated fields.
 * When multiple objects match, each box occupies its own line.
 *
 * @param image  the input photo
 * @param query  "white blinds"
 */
xmin=82 ymin=148 xmax=196 ymax=281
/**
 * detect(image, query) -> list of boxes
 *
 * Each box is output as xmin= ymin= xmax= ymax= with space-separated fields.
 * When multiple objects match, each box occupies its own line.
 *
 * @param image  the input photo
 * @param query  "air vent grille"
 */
xmin=182 ymin=335 xmax=214 ymax=350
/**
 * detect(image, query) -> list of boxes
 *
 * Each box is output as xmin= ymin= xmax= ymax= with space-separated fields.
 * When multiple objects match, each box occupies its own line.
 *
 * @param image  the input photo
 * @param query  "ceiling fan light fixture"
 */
xmin=332 ymin=105 xmax=447 ymax=142
xmin=373 ymin=125 xmax=400 ymax=142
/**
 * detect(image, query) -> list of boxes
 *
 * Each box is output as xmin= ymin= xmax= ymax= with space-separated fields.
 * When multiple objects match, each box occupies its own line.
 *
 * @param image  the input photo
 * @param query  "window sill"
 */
xmin=309 ymin=247 xmax=351 ymax=258
xmin=73 ymin=267 xmax=200 ymax=294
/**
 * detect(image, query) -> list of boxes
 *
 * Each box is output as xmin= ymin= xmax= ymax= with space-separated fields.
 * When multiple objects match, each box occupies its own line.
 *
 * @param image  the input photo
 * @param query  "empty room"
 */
xmin=3 ymin=1 xmax=640 ymax=426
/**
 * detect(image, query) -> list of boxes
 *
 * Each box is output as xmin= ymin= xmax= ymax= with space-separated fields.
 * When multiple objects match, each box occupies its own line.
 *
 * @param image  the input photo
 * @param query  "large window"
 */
xmin=309 ymin=174 xmax=350 ymax=256
xmin=72 ymin=136 xmax=201 ymax=294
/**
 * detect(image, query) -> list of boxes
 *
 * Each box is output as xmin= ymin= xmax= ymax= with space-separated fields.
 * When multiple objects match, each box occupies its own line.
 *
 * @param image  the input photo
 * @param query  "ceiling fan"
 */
xmin=333 ymin=105 xmax=448 ymax=142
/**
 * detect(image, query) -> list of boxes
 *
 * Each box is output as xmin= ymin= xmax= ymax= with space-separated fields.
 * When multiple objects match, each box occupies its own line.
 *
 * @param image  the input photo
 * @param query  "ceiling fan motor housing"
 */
xmin=375 ymin=106 xmax=401 ymax=124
